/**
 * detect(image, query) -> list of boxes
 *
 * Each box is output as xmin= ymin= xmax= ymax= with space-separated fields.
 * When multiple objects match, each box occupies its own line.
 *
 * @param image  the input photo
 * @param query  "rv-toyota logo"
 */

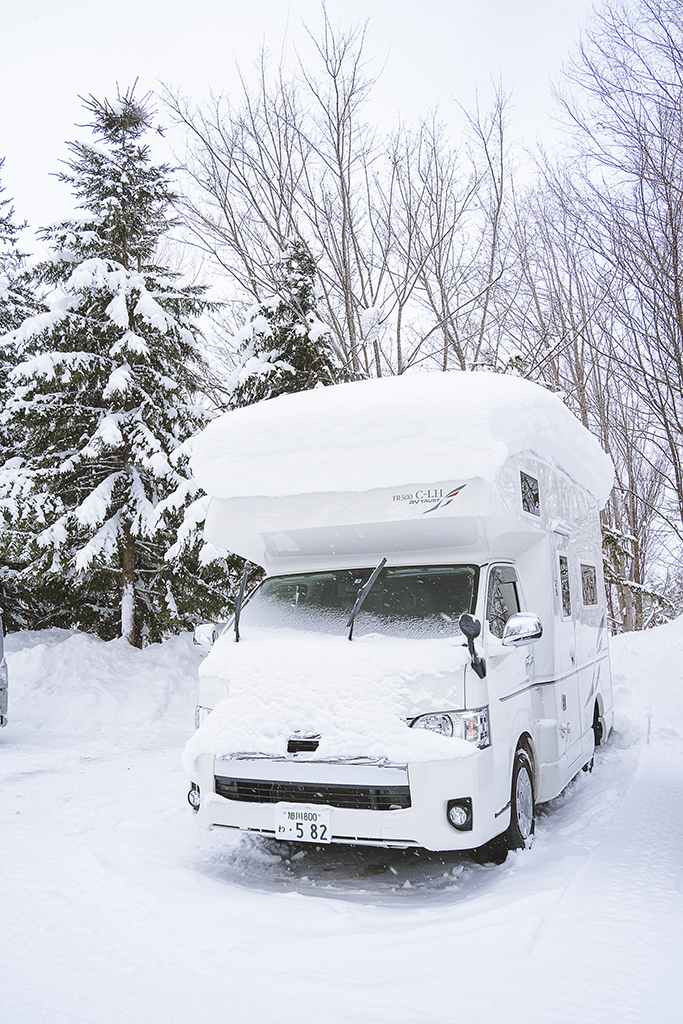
xmin=391 ymin=484 xmax=467 ymax=513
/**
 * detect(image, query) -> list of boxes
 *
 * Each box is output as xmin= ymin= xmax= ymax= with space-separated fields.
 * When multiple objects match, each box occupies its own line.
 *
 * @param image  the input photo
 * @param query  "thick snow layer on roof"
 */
xmin=191 ymin=371 xmax=614 ymax=507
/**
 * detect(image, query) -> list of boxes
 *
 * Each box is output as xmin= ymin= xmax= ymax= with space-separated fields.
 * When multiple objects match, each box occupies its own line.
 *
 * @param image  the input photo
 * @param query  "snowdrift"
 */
xmin=4 ymin=628 xmax=200 ymax=735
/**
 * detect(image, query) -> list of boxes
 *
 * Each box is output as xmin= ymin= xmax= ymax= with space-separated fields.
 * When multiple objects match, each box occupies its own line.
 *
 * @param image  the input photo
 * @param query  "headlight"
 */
xmin=410 ymin=707 xmax=490 ymax=748
xmin=194 ymin=705 xmax=213 ymax=730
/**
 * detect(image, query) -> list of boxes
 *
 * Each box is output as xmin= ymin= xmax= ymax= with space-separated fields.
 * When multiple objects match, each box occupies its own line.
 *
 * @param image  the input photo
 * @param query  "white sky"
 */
xmin=1 ymin=0 xmax=595 ymax=242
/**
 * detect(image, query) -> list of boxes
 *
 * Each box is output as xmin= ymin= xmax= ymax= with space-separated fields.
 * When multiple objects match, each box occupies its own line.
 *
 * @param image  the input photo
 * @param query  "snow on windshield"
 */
xmin=240 ymin=564 xmax=478 ymax=639
xmin=191 ymin=371 xmax=614 ymax=507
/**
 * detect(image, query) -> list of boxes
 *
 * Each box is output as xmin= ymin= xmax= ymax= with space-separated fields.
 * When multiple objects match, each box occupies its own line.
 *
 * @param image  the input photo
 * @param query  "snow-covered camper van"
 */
xmin=184 ymin=372 xmax=614 ymax=857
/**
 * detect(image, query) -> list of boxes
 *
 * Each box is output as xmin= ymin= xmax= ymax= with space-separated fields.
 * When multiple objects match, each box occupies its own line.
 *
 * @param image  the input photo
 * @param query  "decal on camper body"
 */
xmin=390 ymin=484 xmax=467 ymax=513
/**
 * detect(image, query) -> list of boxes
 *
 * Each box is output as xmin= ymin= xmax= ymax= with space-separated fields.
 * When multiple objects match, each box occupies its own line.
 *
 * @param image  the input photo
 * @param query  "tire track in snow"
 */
xmin=518 ymin=747 xmax=683 ymax=1023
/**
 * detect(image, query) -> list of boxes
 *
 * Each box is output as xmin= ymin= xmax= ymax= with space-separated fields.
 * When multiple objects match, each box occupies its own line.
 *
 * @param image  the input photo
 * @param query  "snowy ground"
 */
xmin=1 ymin=622 xmax=682 ymax=1023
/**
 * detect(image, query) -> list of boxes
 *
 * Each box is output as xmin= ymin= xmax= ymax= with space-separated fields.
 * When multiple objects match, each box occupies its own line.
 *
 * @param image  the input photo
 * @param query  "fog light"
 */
xmin=187 ymin=783 xmax=201 ymax=811
xmin=447 ymin=798 xmax=473 ymax=831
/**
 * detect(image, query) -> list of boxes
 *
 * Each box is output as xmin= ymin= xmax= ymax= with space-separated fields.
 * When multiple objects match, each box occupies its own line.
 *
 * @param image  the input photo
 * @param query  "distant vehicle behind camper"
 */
xmin=0 ymin=613 xmax=7 ymax=727
xmin=184 ymin=373 xmax=614 ymax=860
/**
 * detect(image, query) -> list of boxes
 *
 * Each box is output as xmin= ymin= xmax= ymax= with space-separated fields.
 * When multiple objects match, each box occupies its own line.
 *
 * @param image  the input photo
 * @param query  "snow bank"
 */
xmin=609 ymin=614 xmax=683 ymax=749
xmin=7 ymin=615 xmax=682 ymax=766
xmin=4 ymin=629 xmax=200 ymax=735
xmin=190 ymin=372 xmax=614 ymax=507
xmin=183 ymin=627 xmax=474 ymax=771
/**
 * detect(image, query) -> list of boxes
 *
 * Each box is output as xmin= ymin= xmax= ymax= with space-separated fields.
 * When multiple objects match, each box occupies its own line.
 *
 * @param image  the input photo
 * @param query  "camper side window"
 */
xmin=520 ymin=472 xmax=540 ymax=516
xmin=581 ymin=564 xmax=598 ymax=606
xmin=487 ymin=566 xmax=520 ymax=639
xmin=559 ymin=555 xmax=572 ymax=618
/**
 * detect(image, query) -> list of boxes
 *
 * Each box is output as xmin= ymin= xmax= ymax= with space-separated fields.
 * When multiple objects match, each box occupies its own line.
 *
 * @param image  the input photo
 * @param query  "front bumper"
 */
xmin=193 ymin=748 xmax=498 ymax=852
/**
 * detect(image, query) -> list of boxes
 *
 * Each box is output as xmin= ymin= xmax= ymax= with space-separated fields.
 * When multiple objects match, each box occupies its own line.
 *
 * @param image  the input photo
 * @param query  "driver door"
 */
xmin=485 ymin=565 xmax=535 ymax=809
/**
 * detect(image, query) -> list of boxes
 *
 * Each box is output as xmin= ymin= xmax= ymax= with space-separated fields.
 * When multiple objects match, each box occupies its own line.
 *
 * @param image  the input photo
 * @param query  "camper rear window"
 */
xmin=240 ymin=565 xmax=479 ymax=639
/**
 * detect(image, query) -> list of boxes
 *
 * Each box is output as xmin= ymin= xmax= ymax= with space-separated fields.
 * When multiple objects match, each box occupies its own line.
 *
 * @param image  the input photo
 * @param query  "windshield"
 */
xmin=239 ymin=565 xmax=479 ymax=639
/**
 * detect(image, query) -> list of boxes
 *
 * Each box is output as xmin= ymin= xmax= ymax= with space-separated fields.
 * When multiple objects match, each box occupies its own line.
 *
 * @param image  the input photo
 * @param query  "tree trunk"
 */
xmin=121 ymin=535 xmax=139 ymax=647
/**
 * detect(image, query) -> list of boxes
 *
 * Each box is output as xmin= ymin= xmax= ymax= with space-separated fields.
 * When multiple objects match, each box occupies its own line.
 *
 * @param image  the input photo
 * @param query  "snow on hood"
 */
xmin=190 ymin=371 xmax=614 ymax=508
xmin=182 ymin=627 xmax=475 ymax=772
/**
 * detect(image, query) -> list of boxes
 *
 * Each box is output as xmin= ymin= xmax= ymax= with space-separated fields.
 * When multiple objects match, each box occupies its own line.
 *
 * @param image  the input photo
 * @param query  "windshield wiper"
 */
xmin=346 ymin=557 xmax=387 ymax=641
xmin=233 ymin=563 xmax=250 ymax=643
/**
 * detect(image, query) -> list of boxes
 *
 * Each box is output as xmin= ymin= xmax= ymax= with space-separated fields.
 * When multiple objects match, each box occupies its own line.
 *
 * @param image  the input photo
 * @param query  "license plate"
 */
xmin=274 ymin=804 xmax=332 ymax=843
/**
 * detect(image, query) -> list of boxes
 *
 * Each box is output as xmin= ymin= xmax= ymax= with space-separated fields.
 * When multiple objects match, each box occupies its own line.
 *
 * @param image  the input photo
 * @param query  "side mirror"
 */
xmin=193 ymin=623 xmax=217 ymax=649
xmin=502 ymin=613 xmax=543 ymax=648
xmin=459 ymin=612 xmax=481 ymax=641
xmin=459 ymin=613 xmax=486 ymax=678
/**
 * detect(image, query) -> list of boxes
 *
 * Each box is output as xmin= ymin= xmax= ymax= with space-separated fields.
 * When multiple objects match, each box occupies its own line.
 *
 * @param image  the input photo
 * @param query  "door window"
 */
xmin=487 ymin=566 xmax=520 ymax=639
xmin=559 ymin=555 xmax=572 ymax=618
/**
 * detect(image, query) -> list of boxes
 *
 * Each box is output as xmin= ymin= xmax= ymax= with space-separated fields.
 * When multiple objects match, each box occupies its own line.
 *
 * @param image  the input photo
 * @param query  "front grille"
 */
xmin=214 ymin=776 xmax=411 ymax=811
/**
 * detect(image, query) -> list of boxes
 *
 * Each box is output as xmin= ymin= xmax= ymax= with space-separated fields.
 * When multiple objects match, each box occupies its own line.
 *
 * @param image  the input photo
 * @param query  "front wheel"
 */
xmin=473 ymin=747 xmax=535 ymax=864
xmin=506 ymin=747 xmax=535 ymax=850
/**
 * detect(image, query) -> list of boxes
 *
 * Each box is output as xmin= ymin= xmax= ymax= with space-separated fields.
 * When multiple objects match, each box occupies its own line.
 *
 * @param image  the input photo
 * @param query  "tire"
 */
xmin=472 ymin=835 xmax=508 ymax=865
xmin=592 ymin=702 xmax=604 ymax=747
xmin=473 ymin=747 xmax=535 ymax=865
xmin=505 ymin=747 xmax=535 ymax=851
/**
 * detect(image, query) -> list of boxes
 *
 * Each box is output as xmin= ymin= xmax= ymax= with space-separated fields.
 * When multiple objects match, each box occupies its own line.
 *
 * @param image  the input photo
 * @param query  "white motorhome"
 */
xmin=184 ymin=372 xmax=614 ymax=858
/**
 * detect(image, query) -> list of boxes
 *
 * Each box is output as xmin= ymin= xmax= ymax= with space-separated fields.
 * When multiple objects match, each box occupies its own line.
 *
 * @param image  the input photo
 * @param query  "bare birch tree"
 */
xmin=557 ymin=0 xmax=683 ymax=543
xmin=164 ymin=15 xmax=515 ymax=379
xmin=507 ymin=168 xmax=668 ymax=629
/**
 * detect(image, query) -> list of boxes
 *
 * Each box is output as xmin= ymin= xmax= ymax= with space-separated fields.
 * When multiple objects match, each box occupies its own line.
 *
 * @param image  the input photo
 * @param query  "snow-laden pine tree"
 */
xmin=0 ymin=88 xmax=232 ymax=646
xmin=228 ymin=240 xmax=352 ymax=408
xmin=0 ymin=163 xmax=48 ymax=630
xmin=0 ymin=161 xmax=44 ymax=388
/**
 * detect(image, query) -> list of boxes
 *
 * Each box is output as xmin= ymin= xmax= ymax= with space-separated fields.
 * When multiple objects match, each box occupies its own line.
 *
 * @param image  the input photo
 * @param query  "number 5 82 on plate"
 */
xmin=274 ymin=804 xmax=331 ymax=843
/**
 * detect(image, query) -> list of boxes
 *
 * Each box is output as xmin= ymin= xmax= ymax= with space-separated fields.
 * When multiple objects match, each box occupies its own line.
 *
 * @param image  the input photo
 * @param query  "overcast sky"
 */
xmin=1 ymin=0 xmax=595 ymax=241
